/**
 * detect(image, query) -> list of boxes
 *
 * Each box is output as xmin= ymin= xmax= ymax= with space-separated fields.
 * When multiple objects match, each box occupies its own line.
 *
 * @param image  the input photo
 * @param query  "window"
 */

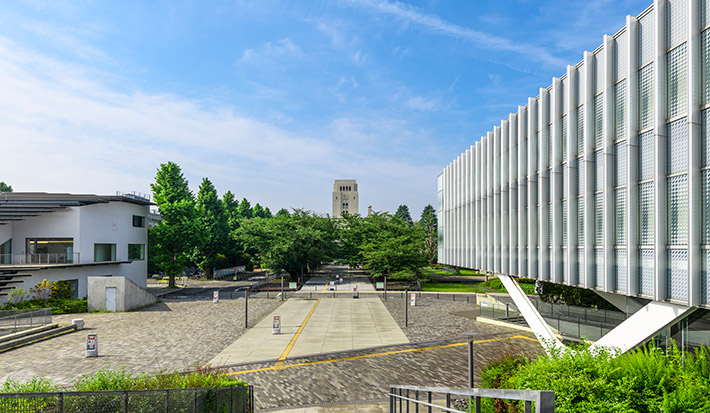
xmin=132 ymin=215 xmax=145 ymax=228
xmin=26 ymin=238 xmax=74 ymax=263
xmin=668 ymin=44 xmax=688 ymax=118
xmin=639 ymin=64 xmax=654 ymax=130
xmin=128 ymin=244 xmax=145 ymax=261
xmin=94 ymin=244 xmax=116 ymax=262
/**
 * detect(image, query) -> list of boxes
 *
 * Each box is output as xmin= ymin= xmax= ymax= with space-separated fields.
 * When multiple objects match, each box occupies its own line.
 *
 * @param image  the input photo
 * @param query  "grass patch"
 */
xmin=473 ymin=278 xmax=537 ymax=295
xmin=421 ymin=282 xmax=485 ymax=293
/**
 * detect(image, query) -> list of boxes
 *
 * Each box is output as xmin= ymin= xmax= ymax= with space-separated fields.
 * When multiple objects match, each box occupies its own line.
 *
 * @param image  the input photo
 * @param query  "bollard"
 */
xmin=72 ymin=319 xmax=84 ymax=331
xmin=272 ymin=316 xmax=281 ymax=334
xmin=86 ymin=334 xmax=98 ymax=357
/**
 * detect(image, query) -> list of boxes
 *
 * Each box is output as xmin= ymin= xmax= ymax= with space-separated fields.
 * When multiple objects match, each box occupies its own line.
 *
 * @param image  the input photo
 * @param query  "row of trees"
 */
xmin=149 ymin=162 xmax=438 ymax=286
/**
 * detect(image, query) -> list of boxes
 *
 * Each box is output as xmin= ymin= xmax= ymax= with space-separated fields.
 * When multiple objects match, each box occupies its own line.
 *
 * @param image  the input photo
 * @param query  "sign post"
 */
xmin=245 ymin=288 xmax=249 ymax=328
xmin=404 ymin=289 xmax=408 ymax=327
xmin=410 ymin=292 xmax=416 ymax=306
xmin=289 ymin=282 xmax=297 ymax=289
xmin=272 ymin=316 xmax=281 ymax=334
xmin=86 ymin=334 xmax=98 ymax=358
xmin=213 ymin=291 xmax=219 ymax=303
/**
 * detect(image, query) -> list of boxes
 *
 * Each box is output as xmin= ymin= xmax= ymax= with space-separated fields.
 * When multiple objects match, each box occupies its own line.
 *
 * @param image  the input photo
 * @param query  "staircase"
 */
xmin=0 ymin=323 xmax=78 ymax=352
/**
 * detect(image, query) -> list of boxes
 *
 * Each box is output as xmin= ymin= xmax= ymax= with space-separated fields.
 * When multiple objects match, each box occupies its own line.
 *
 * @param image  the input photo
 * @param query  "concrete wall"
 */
xmin=87 ymin=276 xmax=157 ymax=312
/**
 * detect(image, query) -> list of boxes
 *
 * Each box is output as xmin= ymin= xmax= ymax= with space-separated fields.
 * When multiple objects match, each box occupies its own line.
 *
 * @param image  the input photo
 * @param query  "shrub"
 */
xmin=30 ymin=280 xmax=53 ymax=301
xmin=8 ymin=288 xmax=29 ymax=304
xmin=51 ymin=280 xmax=72 ymax=300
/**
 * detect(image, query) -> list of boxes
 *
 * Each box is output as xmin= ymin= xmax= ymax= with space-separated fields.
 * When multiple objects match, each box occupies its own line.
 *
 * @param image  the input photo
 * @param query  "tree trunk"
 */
xmin=168 ymin=274 xmax=176 ymax=288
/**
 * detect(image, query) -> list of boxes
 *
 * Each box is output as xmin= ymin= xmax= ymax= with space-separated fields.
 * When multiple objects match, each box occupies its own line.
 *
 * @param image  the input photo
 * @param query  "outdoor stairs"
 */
xmin=0 ymin=323 xmax=77 ymax=352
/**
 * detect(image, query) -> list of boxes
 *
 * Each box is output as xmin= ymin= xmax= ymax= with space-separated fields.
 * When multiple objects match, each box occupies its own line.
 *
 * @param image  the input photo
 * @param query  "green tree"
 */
xmin=237 ymin=198 xmax=252 ymax=220
xmin=221 ymin=191 xmax=243 ymax=265
xmin=394 ymin=205 xmax=413 ymax=226
xmin=252 ymin=203 xmax=265 ymax=218
xmin=276 ymin=208 xmax=290 ymax=217
xmin=0 ymin=182 xmax=13 ymax=192
xmin=418 ymin=204 xmax=438 ymax=265
xmin=150 ymin=162 xmax=197 ymax=287
xmin=235 ymin=210 xmax=338 ymax=276
xmin=263 ymin=207 xmax=272 ymax=218
xmin=193 ymin=178 xmax=229 ymax=278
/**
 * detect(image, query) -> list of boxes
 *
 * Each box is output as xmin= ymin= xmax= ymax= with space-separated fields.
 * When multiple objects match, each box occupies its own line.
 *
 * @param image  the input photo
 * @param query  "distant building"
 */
xmin=332 ymin=179 xmax=359 ymax=217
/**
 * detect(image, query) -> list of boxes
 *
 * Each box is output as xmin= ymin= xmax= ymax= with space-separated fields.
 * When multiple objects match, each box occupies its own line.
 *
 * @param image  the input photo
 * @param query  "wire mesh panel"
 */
xmin=577 ymin=108 xmax=585 ymax=155
xmin=616 ymin=189 xmax=627 ymax=245
xmin=562 ymin=164 xmax=568 ymax=199
xmin=562 ymin=247 xmax=568 ymax=283
xmin=577 ymin=156 xmax=585 ymax=194
xmin=64 ymin=392 xmax=124 ymax=412
xmin=595 ymin=249 xmax=604 ymax=288
xmin=617 ymin=249 xmax=628 ymax=292
xmin=594 ymin=95 xmax=604 ymax=148
xmin=668 ymin=0 xmax=688 ymax=49
xmin=520 ymin=136 xmax=528 ymax=173
xmin=562 ymin=77 xmax=569 ymax=115
xmin=668 ymin=174 xmax=689 ymax=245
xmin=704 ymin=249 xmax=710 ymax=303
xmin=562 ymin=116 xmax=568 ymax=161
xmin=640 ymin=249 xmax=655 ymax=296
xmin=579 ymin=248 xmax=585 ymax=285
xmin=639 ymin=64 xmax=655 ymax=130
xmin=616 ymin=141 xmax=627 ymax=186
xmin=615 ymin=80 xmax=626 ymax=141
xmin=704 ymin=170 xmax=710 ymax=244
xmin=703 ymin=30 xmax=710 ymax=104
xmin=667 ymin=118 xmax=688 ymax=174
xmin=668 ymin=249 xmax=689 ymax=301
xmin=595 ymin=150 xmax=604 ymax=191
xmin=562 ymin=199 xmax=568 ymax=246
xmin=578 ymin=196 xmax=585 ymax=245
xmin=639 ymin=131 xmax=655 ymax=181
xmin=703 ymin=109 xmax=710 ymax=166
xmin=616 ymin=31 xmax=628 ymax=82
xmin=704 ymin=0 xmax=710 ymax=28
xmin=668 ymin=43 xmax=688 ymax=118
xmin=640 ymin=10 xmax=655 ymax=66
xmin=595 ymin=193 xmax=604 ymax=245
xmin=595 ymin=51 xmax=605 ymax=95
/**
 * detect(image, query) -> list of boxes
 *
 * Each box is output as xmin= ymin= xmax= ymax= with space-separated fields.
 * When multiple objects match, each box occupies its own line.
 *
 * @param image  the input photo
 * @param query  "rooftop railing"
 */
xmin=389 ymin=385 xmax=554 ymax=413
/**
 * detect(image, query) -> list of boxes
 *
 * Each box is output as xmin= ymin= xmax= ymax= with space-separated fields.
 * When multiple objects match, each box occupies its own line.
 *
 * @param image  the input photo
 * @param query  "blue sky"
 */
xmin=0 ymin=0 xmax=650 ymax=216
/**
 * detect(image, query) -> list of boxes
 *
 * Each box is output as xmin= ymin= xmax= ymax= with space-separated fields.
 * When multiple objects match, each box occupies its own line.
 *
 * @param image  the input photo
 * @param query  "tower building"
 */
xmin=332 ymin=179 xmax=358 ymax=217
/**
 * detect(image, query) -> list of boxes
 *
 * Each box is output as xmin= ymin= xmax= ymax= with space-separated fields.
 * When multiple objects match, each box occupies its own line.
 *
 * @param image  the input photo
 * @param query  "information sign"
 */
xmin=289 ymin=282 xmax=297 ymax=289
xmin=272 ymin=315 xmax=281 ymax=334
xmin=410 ymin=293 xmax=416 ymax=306
xmin=86 ymin=334 xmax=98 ymax=357
xmin=213 ymin=291 xmax=219 ymax=303
xmin=376 ymin=282 xmax=384 ymax=289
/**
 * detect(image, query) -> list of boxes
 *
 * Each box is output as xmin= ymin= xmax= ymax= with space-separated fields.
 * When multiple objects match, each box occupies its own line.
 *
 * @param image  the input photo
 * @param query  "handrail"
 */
xmin=389 ymin=384 xmax=554 ymax=413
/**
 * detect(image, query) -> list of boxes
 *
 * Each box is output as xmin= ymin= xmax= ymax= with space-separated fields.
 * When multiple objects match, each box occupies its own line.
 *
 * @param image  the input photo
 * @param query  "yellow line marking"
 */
xmin=322 ymin=282 xmax=328 ymax=292
xmin=225 ymin=335 xmax=536 ymax=376
xmin=274 ymin=298 xmax=322 ymax=368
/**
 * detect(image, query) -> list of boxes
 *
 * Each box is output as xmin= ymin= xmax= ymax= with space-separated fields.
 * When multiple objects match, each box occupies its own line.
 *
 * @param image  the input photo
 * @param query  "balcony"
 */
xmin=0 ymin=253 xmax=80 ymax=266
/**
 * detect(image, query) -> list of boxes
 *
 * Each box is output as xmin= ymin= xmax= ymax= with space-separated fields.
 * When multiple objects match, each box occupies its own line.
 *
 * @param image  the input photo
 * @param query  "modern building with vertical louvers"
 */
xmin=437 ymin=0 xmax=710 ymax=354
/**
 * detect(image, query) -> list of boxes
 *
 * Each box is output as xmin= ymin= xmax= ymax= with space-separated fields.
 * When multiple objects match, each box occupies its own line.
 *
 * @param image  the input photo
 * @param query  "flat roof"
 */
xmin=0 ymin=192 xmax=152 ymax=225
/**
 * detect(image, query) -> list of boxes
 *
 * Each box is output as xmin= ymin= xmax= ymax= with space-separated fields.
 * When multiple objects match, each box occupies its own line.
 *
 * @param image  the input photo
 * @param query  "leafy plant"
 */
xmin=8 ymin=288 xmax=29 ymax=304
xmin=30 ymin=280 xmax=53 ymax=301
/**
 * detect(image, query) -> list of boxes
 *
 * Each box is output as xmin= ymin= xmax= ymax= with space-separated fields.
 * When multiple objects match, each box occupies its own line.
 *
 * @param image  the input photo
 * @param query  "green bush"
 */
xmin=0 ymin=298 xmax=87 ymax=315
xmin=481 ymin=343 xmax=710 ymax=413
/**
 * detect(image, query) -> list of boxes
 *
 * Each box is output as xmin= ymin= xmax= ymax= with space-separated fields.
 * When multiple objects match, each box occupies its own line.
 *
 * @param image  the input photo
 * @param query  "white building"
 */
xmin=0 ymin=193 xmax=150 ymax=303
xmin=332 ymin=179 xmax=359 ymax=217
xmin=438 ymin=0 xmax=710 ymax=354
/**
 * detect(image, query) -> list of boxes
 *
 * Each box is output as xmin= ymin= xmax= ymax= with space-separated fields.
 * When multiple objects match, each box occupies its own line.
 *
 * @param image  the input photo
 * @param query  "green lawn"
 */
xmin=423 ymin=267 xmax=483 ymax=277
xmin=421 ymin=282 xmax=486 ymax=293
xmin=473 ymin=280 xmax=537 ymax=295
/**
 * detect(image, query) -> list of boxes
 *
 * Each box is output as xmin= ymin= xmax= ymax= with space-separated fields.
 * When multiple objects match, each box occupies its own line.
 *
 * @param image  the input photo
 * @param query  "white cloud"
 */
xmin=240 ymin=37 xmax=304 ymax=62
xmin=342 ymin=0 xmax=567 ymax=69
xmin=405 ymin=96 xmax=440 ymax=111
xmin=0 ymin=36 xmax=438 ymax=215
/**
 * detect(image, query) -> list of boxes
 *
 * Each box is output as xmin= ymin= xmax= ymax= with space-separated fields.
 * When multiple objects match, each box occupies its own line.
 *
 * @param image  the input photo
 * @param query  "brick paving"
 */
xmin=0 ymin=298 xmax=283 ymax=386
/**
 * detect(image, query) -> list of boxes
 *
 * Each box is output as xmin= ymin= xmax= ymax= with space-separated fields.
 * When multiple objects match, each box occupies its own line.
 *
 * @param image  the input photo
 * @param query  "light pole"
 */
xmin=244 ymin=288 xmax=249 ymax=328
xmin=384 ymin=275 xmax=387 ymax=301
xmin=280 ymin=275 xmax=284 ymax=300
xmin=464 ymin=332 xmax=479 ymax=388
xmin=404 ymin=289 xmax=408 ymax=327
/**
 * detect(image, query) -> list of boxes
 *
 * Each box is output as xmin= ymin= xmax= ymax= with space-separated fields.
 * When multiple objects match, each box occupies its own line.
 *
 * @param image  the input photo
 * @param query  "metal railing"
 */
xmin=480 ymin=300 xmax=626 ymax=341
xmin=214 ymin=267 xmax=249 ymax=280
xmin=0 ymin=253 xmax=80 ymax=266
xmin=0 ymin=385 xmax=253 ymax=413
xmin=389 ymin=385 xmax=554 ymax=413
xmin=0 ymin=309 xmax=52 ymax=336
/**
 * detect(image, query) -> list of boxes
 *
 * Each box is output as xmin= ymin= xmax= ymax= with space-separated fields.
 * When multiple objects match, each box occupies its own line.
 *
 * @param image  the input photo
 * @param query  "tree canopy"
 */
xmin=0 ymin=182 xmax=12 ymax=192
xmin=419 ymin=204 xmax=438 ymax=265
xmin=394 ymin=205 xmax=413 ymax=226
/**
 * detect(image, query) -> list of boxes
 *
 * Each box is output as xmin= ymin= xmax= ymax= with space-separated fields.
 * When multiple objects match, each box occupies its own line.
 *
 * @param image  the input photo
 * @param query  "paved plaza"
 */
xmin=0 ymin=276 xmax=543 ymax=411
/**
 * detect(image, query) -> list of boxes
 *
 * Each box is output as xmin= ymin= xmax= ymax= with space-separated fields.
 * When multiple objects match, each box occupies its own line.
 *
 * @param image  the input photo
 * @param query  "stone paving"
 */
xmin=0 ymin=298 xmax=282 ymax=386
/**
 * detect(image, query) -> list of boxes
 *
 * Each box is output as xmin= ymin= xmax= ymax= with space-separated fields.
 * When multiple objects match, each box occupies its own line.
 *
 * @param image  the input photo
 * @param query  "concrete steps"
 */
xmin=0 ymin=323 xmax=78 ymax=352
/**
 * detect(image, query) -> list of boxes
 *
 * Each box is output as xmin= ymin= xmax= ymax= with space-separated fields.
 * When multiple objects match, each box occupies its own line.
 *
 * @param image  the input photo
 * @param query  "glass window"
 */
xmin=132 ymin=215 xmax=145 ymax=228
xmin=595 ymin=150 xmax=604 ymax=192
xmin=578 ymin=64 xmax=585 ymax=105
xmin=617 ymin=249 xmax=627 ymax=292
xmin=577 ymin=108 xmax=585 ymax=155
xmin=578 ymin=197 xmax=585 ymax=245
xmin=94 ymin=244 xmax=116 ymax=262
xmin=639 ymin=131 xmax=655 ymax=181
xmin=562 ymin=116 xmax=568 ymax=161
xmin=639 ymin=64 xmax=655 ymax=130
xmin=562 ymin=200 xmax=567 ymax=246
xmin=667 ymin=0 xmax=688 ymax=49
xmin=595 ymin=51 xmax=605 ymax=95
xmin=668 ymin=249 xmax=689 ymax=301
xmin=128 ymin=244 xmax=145 ymax=261
xmin=703 ymin=170 xmax=710 ymax=244
xmin=639 ymin=10 xmax=655 ymax=66
xmin=668 ymin=44 xmax=688 ymax=118
xmin=668 ymin=174 xmax=689 ymax=245
xmin=616 ymin=189 xmax=627 ymax=245
xmin=615 ymin=80 xmax=626 ymax=140
xmin=578 ymin=248 xmax=585 ymax=284
xmin=26 ymin=238 xmax=74 ymax=264
xmin=703 ymin=108 xmax=710 ymax=167
xmin=595 ymin=193 xmax=604 ymax=245
xmin=595 ymin=249 xmax=604 ymax=287
xmin=703 ymin=30 xmax=710 ymax=104
xmin=616 ymin=32 xmax=628 ymax=82
xmin=668 ymin=118 xmax=688 ymax=174
xmin=577 ymin=157 xmax=585 ymax=194
xmin=616 ymin=141 xmax=627 ymax=186
xmin=640 ymin=249 xmax=655 ymax=296
xmin=640 ymin=182 xmax=655 ymax=245
xmin=594 ymin=95 xmax=604 ymax=148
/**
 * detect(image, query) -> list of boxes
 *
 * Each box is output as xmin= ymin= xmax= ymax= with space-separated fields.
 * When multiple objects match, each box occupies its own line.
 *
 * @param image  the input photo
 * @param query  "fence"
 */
xmin=0 ymin=308 xmax=52 ymax=336
xmin=0 ymin=385 xmax=253 ymax=413
xmin=480 ymin=300 xmax=626 ymax=341
xmin=0 ymin=253 xmax=80 ymax=265
xmin=213 ymin=267 xmax=249 ymax=280
xmin=389 ymin=385 xmax=554 ymax=413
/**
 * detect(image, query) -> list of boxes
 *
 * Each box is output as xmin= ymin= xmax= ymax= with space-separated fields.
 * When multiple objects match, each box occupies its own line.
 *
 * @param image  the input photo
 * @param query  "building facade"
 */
xmin=438 ymin=0 xmax=710 ymax=352
xmin=332 ymin=179 xmax=359 ymax=217
xmin=0 ymin=193 xmax=150 ymax=303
